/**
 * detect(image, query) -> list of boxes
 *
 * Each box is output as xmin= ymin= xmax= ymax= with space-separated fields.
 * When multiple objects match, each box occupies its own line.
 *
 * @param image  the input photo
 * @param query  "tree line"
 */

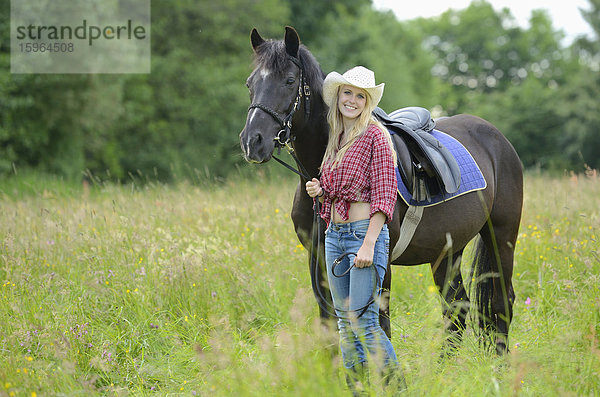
xmin=0 ymin=0 xmax=598 ymax=181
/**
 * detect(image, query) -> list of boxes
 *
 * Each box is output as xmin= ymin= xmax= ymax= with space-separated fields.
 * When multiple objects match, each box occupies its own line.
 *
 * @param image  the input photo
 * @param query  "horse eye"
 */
xmin=286 ymin=77 xmax=295 ymax=85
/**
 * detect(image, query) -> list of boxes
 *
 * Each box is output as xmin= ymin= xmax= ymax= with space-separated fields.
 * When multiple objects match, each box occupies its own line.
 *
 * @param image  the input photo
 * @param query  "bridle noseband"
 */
xmin=247 ymin=55 xmax=311 ymax=149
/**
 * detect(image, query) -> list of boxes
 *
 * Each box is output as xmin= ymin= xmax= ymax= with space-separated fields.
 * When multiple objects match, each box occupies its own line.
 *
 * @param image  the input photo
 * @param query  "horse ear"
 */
xmin=251 ymin=28 xmax=265 ymax=51
xmin=284 ymin=26 xmax=300 ymax=58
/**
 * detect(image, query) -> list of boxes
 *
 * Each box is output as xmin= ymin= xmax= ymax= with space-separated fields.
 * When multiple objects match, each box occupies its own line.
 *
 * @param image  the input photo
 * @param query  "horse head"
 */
xmin=240 ymin=27 xmax=306 ymax=163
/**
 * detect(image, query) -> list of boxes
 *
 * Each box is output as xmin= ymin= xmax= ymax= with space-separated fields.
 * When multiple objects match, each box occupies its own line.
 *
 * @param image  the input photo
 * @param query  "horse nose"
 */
xmin=240 ymin=129 xmax=265 ymax=162
xmin=251 ymin=131 xmax=263 ymax=146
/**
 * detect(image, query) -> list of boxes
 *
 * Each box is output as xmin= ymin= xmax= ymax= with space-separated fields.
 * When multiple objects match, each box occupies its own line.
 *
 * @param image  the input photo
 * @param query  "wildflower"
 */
xmin=525 ymin=297 xmax=531 ymax=306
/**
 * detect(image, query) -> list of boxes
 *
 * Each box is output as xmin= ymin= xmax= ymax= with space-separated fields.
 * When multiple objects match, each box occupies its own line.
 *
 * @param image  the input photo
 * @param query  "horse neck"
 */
xmin=291 ymin=108 xmax=328 ymax=180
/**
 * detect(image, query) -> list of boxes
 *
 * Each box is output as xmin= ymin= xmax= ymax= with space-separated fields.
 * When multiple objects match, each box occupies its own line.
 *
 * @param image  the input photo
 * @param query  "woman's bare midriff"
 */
xmin=331 ymin=200 xmax=371 ymax=224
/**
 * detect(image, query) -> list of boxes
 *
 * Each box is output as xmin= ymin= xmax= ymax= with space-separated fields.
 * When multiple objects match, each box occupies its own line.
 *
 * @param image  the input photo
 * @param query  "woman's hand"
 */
xmin=305 ymin=178 xmax=323 ymax=198
xmin=353 ymin=212 xmax=386 ymax=268
xmin=354 ymin=240 xmax=375 ymax=268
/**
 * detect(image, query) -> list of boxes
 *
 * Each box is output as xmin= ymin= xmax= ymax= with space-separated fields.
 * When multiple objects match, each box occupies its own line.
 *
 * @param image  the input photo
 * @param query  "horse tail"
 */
xmin=469 ymin=236 xmax=495 ymax=340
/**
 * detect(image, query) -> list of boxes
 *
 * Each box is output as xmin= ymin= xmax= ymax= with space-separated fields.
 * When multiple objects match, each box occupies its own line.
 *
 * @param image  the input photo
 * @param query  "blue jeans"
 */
xmin=325 ymin=219 xmax=399 ymax=371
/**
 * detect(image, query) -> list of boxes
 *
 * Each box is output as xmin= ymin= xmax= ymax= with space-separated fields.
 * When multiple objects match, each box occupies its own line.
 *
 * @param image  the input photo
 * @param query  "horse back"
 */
xmin=389 ymin=114 xmax=523 ymax=265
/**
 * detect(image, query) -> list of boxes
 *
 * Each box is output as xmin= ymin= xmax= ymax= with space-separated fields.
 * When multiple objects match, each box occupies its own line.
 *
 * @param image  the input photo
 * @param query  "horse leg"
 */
xmin=379 ymin=261 xmax=392 ymax=339
xmin=432 ymin=249 xmax=470 ymax=353
xmin=477 ymin=224 xmax=516 ymax=355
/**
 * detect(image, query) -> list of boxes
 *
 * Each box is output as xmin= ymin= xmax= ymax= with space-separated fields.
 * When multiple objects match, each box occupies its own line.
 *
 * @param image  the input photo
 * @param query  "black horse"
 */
xmin=239 ymin=26 xmax=523 ymax=355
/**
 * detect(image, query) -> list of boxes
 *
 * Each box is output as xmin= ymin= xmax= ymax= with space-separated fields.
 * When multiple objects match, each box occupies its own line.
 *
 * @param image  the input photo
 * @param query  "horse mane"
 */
xmin=253 ymin=40 xmax=324 ymax=98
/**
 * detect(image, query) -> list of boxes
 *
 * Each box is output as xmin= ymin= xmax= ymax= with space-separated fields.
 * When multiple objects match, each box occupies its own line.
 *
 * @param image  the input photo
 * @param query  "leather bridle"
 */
xmin=247 ymin=55 xmax=311 ymax=149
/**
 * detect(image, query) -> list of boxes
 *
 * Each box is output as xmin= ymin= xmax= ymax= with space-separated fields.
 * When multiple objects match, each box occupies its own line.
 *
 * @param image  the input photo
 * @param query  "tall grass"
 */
xmin=0 ymin=171 xmax=598 ymax=396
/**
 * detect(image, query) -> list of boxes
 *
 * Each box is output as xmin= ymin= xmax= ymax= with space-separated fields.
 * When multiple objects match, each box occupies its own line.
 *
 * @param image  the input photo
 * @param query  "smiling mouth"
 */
xmin=344 ymin=104 xmax=357 ymax=111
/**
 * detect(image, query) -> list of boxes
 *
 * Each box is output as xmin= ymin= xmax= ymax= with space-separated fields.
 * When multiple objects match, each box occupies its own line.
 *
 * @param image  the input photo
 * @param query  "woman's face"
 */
xmin=338 ymin=85 xmax=367 ymax=121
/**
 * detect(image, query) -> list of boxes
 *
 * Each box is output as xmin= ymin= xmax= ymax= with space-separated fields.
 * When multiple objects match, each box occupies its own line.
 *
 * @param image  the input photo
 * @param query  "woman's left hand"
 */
xmin=354 ymin=241 xmax=375 ymax=268
xmin=353 ymin=212 xmax=386 ymax=268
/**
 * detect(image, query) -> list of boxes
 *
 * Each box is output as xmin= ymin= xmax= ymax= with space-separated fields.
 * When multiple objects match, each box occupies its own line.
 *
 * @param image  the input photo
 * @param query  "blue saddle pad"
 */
xmin=396 ymin=130 xmax=487 ymax=207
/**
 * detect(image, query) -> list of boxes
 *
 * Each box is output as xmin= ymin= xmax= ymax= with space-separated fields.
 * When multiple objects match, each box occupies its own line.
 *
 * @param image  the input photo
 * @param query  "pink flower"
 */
xmin=525 ymin=297 xmax=531 ymax=305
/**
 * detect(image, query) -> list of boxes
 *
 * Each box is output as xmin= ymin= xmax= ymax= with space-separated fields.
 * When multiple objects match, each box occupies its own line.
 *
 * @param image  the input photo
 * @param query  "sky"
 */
xmin=372 ymin=0 xmax=594 ymax=44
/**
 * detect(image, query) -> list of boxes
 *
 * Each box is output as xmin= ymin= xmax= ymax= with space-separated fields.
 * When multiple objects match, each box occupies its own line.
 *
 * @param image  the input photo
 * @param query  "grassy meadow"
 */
xmin=0 ymin=171 xmax=599 ymax=396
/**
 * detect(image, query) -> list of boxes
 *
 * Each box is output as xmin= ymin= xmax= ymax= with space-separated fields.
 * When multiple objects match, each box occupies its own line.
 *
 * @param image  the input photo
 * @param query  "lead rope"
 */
xmin=310 ymin=199 xmax=381 ymax=319
xmin=273 ymin=143 xmax=380 ymax=320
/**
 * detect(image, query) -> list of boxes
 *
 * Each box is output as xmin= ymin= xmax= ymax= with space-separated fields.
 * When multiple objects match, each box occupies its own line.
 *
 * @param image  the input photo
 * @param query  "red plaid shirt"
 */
xmin=319 ymin=124 xmax=397 ymax=226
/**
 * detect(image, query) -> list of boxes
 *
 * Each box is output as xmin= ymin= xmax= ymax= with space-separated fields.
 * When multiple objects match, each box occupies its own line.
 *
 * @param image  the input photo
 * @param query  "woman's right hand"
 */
xmin=305 ymin=178 xmax=323 ymax=198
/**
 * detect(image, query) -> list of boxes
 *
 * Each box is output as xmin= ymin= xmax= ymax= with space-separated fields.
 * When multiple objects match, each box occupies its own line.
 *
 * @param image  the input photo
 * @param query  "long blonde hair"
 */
xmin=321 ymin=86 xmax=397 ymax=169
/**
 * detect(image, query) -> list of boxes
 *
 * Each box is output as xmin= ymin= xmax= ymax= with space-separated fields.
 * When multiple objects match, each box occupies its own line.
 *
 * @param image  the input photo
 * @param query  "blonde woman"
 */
xmin=306 ymin=66 xmax=403 ymax=389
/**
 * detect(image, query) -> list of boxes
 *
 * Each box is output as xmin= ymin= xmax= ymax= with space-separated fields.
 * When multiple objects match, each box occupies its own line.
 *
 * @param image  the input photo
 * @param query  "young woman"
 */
xmin=305 ymin=66 xmax=403 ymax=389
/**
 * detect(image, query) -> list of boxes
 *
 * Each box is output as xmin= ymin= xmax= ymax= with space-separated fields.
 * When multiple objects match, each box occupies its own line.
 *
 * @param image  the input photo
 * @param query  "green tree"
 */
xmin=558 ymin=0 xmax=600 ymax=170
xmin=114 ymin=0 xmax=289 ymax=181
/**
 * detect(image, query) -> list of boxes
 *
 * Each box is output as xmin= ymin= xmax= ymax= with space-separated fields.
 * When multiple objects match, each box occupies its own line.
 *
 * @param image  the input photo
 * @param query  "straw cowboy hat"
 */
xmin=322 ymin=66 xmax=385 ymax=107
